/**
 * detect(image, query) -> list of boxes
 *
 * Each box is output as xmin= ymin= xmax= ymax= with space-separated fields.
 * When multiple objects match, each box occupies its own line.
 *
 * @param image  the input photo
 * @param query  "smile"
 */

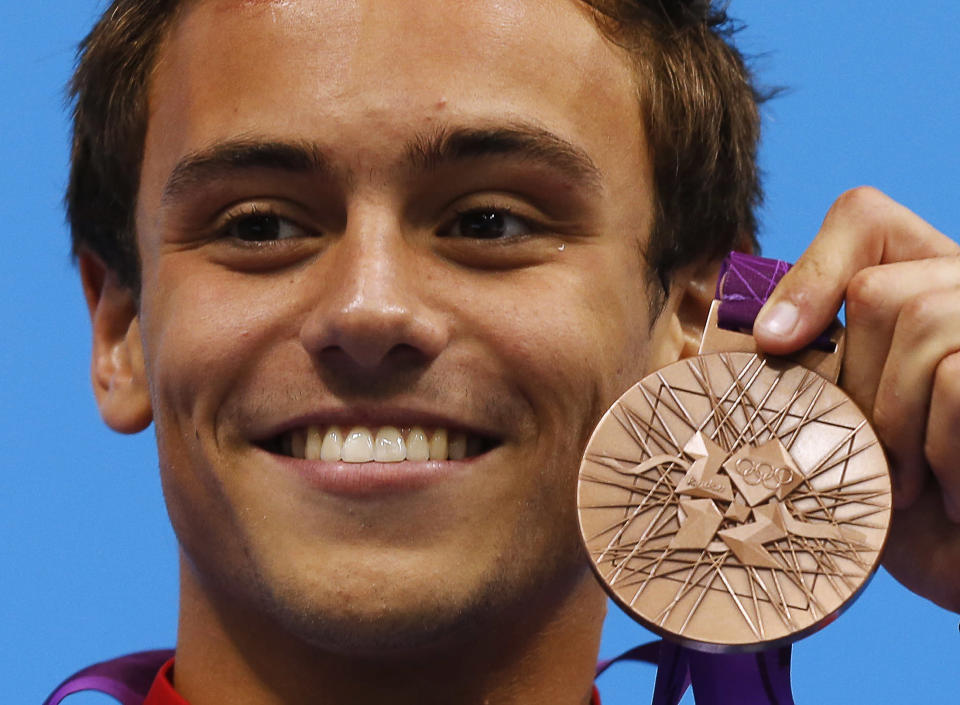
xmin=266 ymin=425 xmax=498 ymax=462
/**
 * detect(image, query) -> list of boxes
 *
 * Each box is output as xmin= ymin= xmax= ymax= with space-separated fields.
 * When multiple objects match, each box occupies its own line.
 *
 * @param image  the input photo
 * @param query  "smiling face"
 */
xmin=103 ymin=0 xmax=682 ymax=654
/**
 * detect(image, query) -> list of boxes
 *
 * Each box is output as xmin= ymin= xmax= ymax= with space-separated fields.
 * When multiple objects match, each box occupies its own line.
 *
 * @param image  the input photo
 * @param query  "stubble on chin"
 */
xmin=236 ymin=501 xmax=593 ymax=659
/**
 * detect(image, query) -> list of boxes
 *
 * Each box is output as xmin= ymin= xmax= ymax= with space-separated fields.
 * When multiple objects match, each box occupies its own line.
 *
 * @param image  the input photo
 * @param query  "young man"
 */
xmin=60 ymin=0 xmax=959 ymax=703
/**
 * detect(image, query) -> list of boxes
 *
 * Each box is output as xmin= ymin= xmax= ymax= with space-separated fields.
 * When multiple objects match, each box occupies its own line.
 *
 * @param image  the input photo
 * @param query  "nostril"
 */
xmin=317 ymin=340 xmax=431 ymax=371
xmin=301 ymin=300 xmax=449 ymax=371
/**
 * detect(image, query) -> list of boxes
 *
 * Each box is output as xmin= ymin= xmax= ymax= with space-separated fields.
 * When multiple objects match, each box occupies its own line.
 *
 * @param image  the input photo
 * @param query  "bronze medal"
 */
xmin=578 ymin=292 xmax=892 ymax=652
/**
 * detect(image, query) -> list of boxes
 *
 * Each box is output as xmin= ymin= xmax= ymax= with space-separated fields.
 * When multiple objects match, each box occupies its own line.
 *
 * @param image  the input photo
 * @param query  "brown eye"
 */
xmin=444 ymin=209 xmax=531 ymax=240
xmin=225 ymin=212 xmax=307 ymax=242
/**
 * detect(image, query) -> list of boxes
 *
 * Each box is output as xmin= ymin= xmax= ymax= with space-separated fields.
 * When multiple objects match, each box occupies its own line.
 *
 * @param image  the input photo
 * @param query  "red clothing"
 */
xmin=143 ymin=659 xmax=189 ymax=705
xmin=143 ymin=658 xmax=602 ymax=705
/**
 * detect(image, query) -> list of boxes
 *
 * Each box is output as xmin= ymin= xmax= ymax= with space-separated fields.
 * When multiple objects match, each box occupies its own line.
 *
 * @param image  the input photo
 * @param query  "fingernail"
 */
xmin=756 ymin=301 xmax=799 ymax=338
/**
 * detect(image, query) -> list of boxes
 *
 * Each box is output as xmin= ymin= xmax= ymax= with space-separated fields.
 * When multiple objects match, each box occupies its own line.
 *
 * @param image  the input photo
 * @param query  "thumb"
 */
xmin=753 ymin=262 xmax=843 ymax=356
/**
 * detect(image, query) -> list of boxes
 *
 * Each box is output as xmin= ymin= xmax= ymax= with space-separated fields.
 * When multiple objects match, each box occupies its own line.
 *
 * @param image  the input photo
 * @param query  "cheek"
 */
xmin=140 ymin=263 xmax=289 ymax=433
xmin=460 ymin=259 xmax=654 ymax=452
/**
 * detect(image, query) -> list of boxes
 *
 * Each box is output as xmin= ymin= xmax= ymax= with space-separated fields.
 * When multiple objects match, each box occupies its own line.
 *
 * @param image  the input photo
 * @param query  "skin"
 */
xmin=79 ymin=0 xmax=960 ymax=703
xmin=84 ymin=1 xmax=688 ymax=703
xmin=754 ymin=187 xmax=960 ymax=612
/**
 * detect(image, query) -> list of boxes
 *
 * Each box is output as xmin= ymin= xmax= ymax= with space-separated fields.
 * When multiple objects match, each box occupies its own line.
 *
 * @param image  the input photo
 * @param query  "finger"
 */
xmin=841 ymin=257 xmax=960 ymax=413
xmin=925 ymin=351 xmax=960 ymax=522
xmin=882 ymin=482 xmax=960 ymax=613
xmin=754 ymin=187 xmax=960 ymax=355
xmin=872 ymin=285 xmax=960 ymax=507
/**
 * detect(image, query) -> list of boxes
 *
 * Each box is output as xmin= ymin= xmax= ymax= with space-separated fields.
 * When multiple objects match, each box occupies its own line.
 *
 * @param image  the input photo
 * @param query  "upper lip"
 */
xmin=247 ymin=404 xmax=505 ymax=444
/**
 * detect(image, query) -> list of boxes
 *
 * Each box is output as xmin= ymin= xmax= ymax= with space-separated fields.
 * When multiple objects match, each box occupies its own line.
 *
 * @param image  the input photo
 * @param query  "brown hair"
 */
xmin=67 ymin=0 xmax=183 ymax=290
xmin=582 ymin=1 xmax=767 ymax=293
xmin=67 ymin=0 xmax=766 ymax=294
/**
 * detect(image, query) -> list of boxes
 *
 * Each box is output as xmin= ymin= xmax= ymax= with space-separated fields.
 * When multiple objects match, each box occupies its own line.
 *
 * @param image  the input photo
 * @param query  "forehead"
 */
xmin=141 ymin=0 xmax=649 ymax=212
xmin=163 ymin=0 xmax=632 ymax=94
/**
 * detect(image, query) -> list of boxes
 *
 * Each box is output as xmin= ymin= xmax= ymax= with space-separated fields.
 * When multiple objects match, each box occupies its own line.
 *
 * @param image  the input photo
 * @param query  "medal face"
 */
xmin=578 ymin=352 xmax=891 ymax=651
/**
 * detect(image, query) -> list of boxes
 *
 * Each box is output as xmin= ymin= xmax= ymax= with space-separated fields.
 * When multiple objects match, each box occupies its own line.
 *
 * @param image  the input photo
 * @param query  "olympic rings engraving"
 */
xmin=733 ymin=457 xmax=795 ymax=490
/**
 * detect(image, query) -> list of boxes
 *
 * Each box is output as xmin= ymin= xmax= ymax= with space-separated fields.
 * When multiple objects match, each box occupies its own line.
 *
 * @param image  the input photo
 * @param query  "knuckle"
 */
xmin=898 ymin=290 xmax=949 ymax=338
xmin=934 ymin=351 xmax=960 ymax=401
xmin=824 ymin=186 xmax=891 ymax=242
xmin=845 ymin=267 xmax=888 ymax=322
xmin=827 ymin=185 xmax=888 ymax=224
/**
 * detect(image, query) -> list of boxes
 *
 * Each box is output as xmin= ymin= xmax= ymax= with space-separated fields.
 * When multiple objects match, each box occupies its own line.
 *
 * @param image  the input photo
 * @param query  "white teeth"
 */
xmin=280 ymin=425 xmax=488 ymax=462
xmin=342 ymin=427 xmax=374 ymax=462
xmin=374 ymin=426 xmax=406 ymax=462
xmin=305 ymin=426 xmax=324 ymax=461
xmin=320 ymin=426 xmax=343 ymax=461
xmin=448 ymin=431 xmax=467 ymax=460
xmin=406 ymin=427 xmax=430 ymax=461
xmin=429 ymin=428 xmax=448 ymax=460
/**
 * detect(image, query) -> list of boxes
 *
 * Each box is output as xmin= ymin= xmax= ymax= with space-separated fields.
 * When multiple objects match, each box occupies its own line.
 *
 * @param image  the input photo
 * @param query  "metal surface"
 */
xmin=578 ymin=352 xmax=890 ymax=651
xmin=699 ymin=300 xmax=846 ymax=383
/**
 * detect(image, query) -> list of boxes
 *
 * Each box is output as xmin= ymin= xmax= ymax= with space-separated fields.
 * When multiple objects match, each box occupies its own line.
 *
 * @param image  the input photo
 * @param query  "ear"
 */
xmin=675 ymin=257 xmax=725 ymax=360
xmin=80 ymin=252 xmax=153 ymax=434
xmin=647 ymin=256 xmax=727 ymax=370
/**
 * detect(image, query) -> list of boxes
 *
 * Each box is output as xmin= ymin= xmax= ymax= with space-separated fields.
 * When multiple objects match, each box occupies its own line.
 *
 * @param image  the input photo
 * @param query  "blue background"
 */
xmin=2 ymin=2 xmax=957 ymax=703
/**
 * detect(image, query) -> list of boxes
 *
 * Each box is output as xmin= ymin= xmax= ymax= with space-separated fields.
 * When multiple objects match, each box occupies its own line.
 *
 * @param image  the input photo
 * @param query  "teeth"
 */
xmin=305 ymin=426 xmax=324 ymax=461
xmin=429 ymin=428 xmax=448 ymax=460
xmin=320 ymin=426 xmax=342 ymax=461
xmin=406 ymin=427 xmax=430 ymax=461
xmin=342 ymin=427 xmax=375 ymax=462
xmin=280 ymin=425 xmax=488 ymax=462
xmin=448 ymin=431 xmax=467 ymax=460
xmin=374 ymin=426 xmax=406 ymax=462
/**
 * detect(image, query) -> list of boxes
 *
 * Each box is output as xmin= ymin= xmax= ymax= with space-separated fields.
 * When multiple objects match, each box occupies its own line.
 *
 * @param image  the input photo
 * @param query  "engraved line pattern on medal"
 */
xmin=580 ymin=353 xmax=890 ymax=645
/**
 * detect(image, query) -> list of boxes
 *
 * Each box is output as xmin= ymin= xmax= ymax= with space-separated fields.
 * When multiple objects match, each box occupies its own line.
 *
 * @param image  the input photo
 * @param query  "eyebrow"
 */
xmin=161 ymin=138 xmax=333 ymax=203
xmin=407 ymin=122 xmax=603 ymax=191
xmin=161 ymin=122 xmax=603 ymax=203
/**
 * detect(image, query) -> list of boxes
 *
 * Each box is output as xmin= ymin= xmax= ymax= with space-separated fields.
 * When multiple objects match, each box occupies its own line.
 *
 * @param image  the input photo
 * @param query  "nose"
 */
xmin=299 ymin=211 xmax=448 ymax=374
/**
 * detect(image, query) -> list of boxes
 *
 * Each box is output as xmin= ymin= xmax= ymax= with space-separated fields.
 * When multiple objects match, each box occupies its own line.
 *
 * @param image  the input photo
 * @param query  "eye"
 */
xmin=221 ymin=209 xmax=309 ymax=242
xmin=442 ymin=208 xmax=532 ymax=240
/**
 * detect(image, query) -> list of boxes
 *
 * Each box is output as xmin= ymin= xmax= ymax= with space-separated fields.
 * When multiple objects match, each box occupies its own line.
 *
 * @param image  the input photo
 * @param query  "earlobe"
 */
xmin=80 ymin=253 xmax=153 ymax=434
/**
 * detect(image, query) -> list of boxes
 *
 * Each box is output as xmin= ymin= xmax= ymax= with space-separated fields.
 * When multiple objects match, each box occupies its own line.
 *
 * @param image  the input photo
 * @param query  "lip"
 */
xmin=258 ymin=446 xmax=490 ymax=496
xmin=247 ymin=404 xmax=505 ymax=445
xmin=244 ymin=403 xmax=505 ymax=496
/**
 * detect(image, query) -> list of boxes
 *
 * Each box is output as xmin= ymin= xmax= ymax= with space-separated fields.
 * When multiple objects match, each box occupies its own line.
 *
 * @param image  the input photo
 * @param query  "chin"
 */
xmin=263 ymin=587 xmax=499 ymax=657
xmin=244 ymin=533 xmax=592 ymax=659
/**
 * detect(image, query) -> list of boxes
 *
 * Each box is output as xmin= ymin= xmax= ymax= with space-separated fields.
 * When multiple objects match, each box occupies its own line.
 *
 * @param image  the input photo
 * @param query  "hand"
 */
xmin=751 ymin=186 xmax=960 ymax=612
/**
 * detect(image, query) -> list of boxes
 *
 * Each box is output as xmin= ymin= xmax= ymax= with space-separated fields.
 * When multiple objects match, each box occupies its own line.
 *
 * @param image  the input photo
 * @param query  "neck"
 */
xmin=173 ymin=556 xmax=607 ymax=705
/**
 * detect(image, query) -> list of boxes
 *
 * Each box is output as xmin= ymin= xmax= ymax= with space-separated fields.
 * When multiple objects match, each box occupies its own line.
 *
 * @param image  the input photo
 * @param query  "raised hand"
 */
xmin=753 ymin=186 xmax=960 ymax=612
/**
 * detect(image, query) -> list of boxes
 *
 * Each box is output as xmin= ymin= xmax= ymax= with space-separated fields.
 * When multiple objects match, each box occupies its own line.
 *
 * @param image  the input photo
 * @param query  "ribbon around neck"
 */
xmin=597 ymin=639 xmax=796 ymax=705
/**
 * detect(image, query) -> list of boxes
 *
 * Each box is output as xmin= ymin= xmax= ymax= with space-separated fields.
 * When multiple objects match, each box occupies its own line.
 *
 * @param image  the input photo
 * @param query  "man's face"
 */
xmin=127 ymin=0 xmax=675 ymax=650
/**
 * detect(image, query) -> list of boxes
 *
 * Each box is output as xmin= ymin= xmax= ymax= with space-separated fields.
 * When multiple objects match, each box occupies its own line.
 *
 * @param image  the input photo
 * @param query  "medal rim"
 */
xmin=577 ymin=351 xmax=892 ymax=653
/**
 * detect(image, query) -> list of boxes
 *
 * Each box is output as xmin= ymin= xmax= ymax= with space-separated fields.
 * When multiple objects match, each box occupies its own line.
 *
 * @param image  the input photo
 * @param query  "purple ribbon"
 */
xmin=48 ymin=641 xmax=796 ymax=705
xmin=42 ymin=649 xmax=173 ymax=705
xmin=716 ymin=251 xmax=834 ymax=351
xmin=597 ymin=640 xmax=796 ymax=705
xmin=715 ymin=252 xmax=791 ymax=333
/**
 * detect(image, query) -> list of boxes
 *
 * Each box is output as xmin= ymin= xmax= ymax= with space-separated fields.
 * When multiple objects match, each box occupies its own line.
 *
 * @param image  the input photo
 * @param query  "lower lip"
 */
xmin=265 ymin=450 xmax=481 ymax=496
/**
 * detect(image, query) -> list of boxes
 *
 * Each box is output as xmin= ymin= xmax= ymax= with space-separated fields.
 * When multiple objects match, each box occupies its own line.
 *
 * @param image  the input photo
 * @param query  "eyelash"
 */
xmin=215 ymin=204 xmax=312 ymax=243
xmin=442 ymin=205 xmax=543 ymax=240
xmin=212 ymin=202 xmax=545 ymax=245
